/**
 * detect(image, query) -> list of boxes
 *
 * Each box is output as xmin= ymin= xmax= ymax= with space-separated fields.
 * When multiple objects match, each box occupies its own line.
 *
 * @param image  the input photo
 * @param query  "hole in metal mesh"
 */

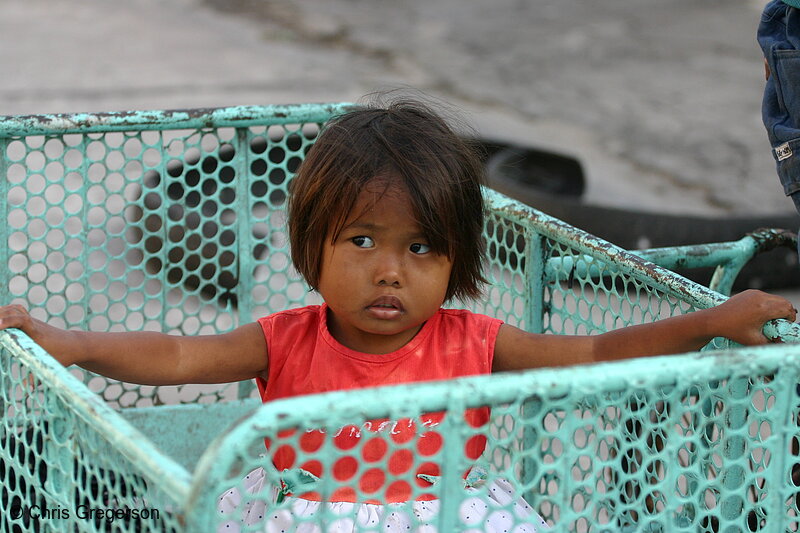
xmin=250 ymin=136 xmax=267 ymax=154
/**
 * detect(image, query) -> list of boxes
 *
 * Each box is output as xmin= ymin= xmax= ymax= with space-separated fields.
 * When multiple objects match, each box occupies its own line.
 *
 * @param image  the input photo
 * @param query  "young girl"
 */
xmin=0 ymin=98 xmax=796 ymax=532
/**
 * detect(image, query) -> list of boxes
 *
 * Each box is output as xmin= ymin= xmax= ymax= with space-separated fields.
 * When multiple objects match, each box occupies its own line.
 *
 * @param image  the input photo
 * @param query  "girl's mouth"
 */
xmin=366 ymin=296 xmax=404 ymax=319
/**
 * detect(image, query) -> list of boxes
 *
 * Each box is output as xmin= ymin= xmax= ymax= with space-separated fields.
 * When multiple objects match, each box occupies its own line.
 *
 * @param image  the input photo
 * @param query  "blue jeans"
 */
xmin=759 ymin=0 xmax=800 ymax=258
xmin=759 ymin=0 xmax=800 ymax=202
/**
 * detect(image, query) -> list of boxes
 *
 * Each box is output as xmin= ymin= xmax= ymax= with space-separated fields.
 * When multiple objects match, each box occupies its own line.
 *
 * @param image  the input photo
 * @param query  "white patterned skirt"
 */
xmin=217 ymin=468 xmax=550 ymax=532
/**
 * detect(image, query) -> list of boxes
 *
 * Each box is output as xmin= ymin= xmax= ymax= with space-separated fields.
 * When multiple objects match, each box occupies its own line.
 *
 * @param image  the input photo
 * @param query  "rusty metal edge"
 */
xmin=0 ymin=103 xmax=357 ymax=137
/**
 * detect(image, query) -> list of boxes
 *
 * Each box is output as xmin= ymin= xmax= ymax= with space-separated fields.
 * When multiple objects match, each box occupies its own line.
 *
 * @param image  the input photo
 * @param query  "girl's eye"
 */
xmin=351 ymin=236 xmax=375 ymax=248
xmin=410 ymin=243 xmax=430 ymax=254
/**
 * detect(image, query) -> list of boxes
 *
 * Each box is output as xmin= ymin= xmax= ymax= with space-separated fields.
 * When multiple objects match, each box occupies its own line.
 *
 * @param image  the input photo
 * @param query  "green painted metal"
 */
xmin=1 ymin=329 xmax=190 ymax=531
xmin=0 ymin=137 xmax=8 ymax=307
xmin=2 ymin=103 xmax=800 ymax=532
xmin=0 ymin=104 xmax=357 ymax=136
xmin=120 ymin=398 xmax=259 ymax=472
xmin=538 ymin=229 xmax=790 ymax=302
xmin=632 ymin=228 xmax=796 ymax=296
xmin=183 ymin=343 xmax=800 ymax=531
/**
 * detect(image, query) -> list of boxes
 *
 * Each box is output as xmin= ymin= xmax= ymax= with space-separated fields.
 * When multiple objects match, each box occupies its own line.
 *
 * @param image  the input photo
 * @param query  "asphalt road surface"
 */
xmin=0 ymin=0 xmax=790 ymax=217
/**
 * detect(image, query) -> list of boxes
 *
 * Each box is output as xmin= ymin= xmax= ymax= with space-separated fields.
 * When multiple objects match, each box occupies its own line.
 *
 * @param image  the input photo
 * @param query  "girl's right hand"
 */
xmin=0 ymin=304 xmax=44 ymax=389
xmin=0 ymin=304 xmax=40 ymax=337
xmin=0 ymin=303 xmax=76 ymax=367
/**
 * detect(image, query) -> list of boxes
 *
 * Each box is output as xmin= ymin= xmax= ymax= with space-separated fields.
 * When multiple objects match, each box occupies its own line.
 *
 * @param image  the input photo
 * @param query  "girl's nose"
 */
xmin=373 ymin=252 xmax=403 ymax=287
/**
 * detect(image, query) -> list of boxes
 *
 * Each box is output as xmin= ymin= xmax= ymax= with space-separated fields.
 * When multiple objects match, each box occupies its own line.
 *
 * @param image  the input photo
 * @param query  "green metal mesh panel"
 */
xmin=473 ymin=202 xmax=734 ymax=351
xmin=3 ymin=104 xmax=800 ymax=532
xmin=187 ymin=345 xmax=800 ymax=532
xmin=0 ymin=108 xmax=340 ymax=408
xmin=1 ymin=330 xmax=187 ymax=532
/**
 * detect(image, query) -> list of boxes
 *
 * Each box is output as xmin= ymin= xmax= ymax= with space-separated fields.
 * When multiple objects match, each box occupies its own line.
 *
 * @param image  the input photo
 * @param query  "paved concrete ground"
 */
xmin=0 ymin=0 xmax=791 ymax=218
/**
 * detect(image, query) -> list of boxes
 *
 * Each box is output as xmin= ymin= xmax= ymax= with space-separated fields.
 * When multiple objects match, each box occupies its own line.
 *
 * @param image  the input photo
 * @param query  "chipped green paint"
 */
xmin=0 ymin=103 xmax=356 ymax=137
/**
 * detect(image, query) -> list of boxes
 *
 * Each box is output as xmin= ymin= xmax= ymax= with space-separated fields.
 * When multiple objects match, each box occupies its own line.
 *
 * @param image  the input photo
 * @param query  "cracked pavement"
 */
xmin=0 ymin=0 xmax=793 ymax=216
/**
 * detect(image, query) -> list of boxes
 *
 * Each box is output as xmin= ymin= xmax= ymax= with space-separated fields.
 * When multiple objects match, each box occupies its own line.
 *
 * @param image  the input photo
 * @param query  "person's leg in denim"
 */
xmin=759 ymin=0 xmax=800 ymax=262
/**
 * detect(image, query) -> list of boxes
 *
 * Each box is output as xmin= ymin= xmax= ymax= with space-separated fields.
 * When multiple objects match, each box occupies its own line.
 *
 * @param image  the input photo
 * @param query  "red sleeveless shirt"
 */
xmin=256 ymin=304 xmax=502 ymax=503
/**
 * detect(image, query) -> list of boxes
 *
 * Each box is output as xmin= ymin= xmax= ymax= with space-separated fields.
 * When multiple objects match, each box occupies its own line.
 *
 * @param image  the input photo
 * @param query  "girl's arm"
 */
xmin=493 ymin=289 xmax=797 ymax=371
xmin=0 ymin=304 xmax=268 ymax=385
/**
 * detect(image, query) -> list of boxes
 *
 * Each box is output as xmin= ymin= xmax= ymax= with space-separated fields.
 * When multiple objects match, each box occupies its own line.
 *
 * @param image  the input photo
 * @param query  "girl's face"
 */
xmin=317 ymin=181 xmax=453 ymax=354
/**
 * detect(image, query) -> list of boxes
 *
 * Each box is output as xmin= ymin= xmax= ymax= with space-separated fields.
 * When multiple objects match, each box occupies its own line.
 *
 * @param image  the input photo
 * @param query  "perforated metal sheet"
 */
xmin=2 ymin=104 xmax=800 ymax=532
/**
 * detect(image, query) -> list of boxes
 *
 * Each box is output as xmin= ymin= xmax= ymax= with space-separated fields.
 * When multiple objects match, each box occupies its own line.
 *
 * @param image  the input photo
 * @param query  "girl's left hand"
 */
xmin=713 ymin=289 xmax=797 ymax=346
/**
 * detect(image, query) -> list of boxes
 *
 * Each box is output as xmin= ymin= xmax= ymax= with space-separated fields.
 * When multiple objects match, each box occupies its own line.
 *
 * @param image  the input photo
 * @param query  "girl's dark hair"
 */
xmin=288 ymin=96 xmax=486 ymax=302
